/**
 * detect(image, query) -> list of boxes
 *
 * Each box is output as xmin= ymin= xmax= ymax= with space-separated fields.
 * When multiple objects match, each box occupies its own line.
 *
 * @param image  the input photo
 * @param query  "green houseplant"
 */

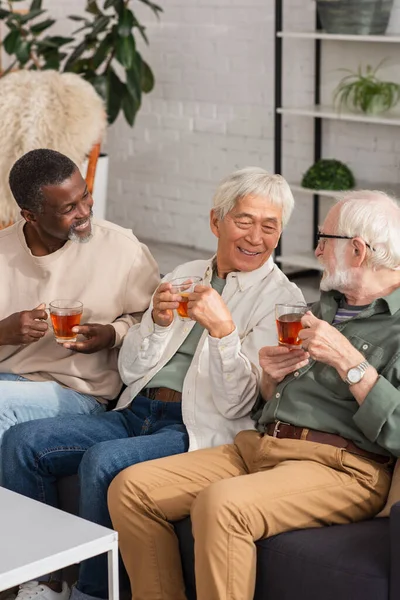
xmin=301 ymin=159 xmax=355 ymax=191
xmin=333 ymin=62 xmax=400 ymax=115
xmin=0 ymin=0 xmax=162 ymax=126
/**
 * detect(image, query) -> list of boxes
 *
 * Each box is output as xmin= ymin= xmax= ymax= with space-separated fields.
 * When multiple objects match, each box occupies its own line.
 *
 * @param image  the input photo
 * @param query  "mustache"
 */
xmin=70 ymin=209 xmax=93 ymax=230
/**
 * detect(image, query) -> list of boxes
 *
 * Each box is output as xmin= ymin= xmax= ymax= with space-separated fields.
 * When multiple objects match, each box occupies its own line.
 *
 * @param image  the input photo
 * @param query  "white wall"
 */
xmin=106 ymin=0 xmax=276 ymax=253
xmin=12 ymin=1 xmax=400 ymax=256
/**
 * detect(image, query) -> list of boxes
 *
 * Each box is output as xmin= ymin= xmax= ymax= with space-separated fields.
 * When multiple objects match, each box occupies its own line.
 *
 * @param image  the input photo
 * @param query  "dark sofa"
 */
xmin=174 ymin=504 xmax=400 ymax=600
xmin=58 ymin=474 xmax=399 ymax=600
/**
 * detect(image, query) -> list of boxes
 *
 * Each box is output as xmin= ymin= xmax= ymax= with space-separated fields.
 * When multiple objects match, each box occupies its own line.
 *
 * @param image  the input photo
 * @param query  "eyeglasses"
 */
xmin=316 ymin=233 xmax=374 ymax=251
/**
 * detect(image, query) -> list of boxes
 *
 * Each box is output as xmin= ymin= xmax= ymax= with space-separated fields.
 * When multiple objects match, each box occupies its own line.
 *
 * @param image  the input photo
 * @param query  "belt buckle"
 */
xmin=272 ymin=420 xmax=282 ymax=437
xmin=272 ymin=420 xmax=291 ymax=438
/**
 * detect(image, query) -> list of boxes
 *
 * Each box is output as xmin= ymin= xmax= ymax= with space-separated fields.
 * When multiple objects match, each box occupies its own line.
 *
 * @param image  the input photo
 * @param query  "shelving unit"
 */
xmin=289 ymin=182 xmax=400 ymax=199
xmin=273 ymin=1 xmax=400 ymax=273
xmin=278 ymin=31 xmax=400 ymax=43
xmin=278 ymin=105 xmax=400 ymax=126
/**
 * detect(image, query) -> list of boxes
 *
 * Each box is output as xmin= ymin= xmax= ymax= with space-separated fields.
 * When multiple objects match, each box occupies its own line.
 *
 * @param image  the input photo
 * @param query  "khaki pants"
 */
xmin=108 ymin=430 xmax=392 ymax=600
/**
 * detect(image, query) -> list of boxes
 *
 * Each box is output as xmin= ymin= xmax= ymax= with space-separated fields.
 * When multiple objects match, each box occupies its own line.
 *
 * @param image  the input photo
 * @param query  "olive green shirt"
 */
xmin=252 ymin=287 xmax=400 ymax=457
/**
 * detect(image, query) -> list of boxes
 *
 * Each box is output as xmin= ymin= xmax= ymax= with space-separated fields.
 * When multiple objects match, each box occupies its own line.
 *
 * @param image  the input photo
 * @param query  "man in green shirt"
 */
xmin=109 ymin=189 xmax=400 ymax=600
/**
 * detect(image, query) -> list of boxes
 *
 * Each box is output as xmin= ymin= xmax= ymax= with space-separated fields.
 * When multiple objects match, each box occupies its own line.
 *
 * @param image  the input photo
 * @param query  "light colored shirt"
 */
xmin=148 ymin=272 xmax=226 ymax=392
xmin=117 ymin=257 xmax=304 ymax=450
xmin=253 ymin=288 xmax=400 ymax=457
xmin=0 ymin=219 xmax=160 ymax=400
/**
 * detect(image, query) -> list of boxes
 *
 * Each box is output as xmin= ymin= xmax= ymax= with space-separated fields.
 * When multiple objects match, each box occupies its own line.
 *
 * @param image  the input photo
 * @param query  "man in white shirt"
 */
xmin=2 ymin=167 xmax=304 ymax=600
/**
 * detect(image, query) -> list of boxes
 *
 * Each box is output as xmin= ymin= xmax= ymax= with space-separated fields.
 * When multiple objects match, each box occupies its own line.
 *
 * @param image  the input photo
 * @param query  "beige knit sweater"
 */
xmin=0 ymin=219 xmax=159 ymax=400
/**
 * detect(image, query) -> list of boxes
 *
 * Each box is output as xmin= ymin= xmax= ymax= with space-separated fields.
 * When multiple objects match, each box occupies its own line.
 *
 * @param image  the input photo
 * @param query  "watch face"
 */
xmin=347 ymin=367 xmax=361 ymax=384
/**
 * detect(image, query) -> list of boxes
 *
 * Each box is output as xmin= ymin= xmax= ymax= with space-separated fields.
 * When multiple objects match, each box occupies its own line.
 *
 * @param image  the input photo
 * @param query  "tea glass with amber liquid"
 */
xmin=49 ymin=300 xmax=83 ymax=343
xmin=275 ymin=303 xmax=308 ymax=348
xmin=170 ymin=277 xmax=202 ymax=320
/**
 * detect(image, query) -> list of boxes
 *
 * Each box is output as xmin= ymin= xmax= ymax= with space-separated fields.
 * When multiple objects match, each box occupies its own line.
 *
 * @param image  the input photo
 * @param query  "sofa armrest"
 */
xmin=390 ymin=501 xmax=400 ymax=599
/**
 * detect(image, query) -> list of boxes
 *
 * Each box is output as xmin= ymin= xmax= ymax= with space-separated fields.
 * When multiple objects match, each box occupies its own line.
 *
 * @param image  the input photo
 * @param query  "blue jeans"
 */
xmin=2 ymin=395 xmax=188 ymax=600
xmin=0 ymin=373 xmax=104 ymax=483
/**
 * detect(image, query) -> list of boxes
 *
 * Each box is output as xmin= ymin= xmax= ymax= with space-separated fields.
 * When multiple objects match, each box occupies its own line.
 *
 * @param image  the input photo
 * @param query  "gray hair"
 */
xmin=336 ymin=190 xmax=400 ymax=270
xmin=212 ymin=167 xmax=295 ymax=227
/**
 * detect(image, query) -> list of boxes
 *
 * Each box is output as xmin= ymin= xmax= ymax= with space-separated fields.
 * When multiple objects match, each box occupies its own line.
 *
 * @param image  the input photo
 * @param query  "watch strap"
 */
xmin=344 ymin=360 xmax=370 ymax=385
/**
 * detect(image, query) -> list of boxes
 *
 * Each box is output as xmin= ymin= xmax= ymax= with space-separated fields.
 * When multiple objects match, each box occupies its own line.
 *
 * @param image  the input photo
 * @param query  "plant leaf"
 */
xmin=103 ymin=0 xmax=123 ymax=11
xmin=19 ymin=8 xmax=45 ymax=23
xmin=15 ymin=39 xmax=31 ymax=64
xmin=140 ymin=58 xmax=154 ymax=93
xmin=115 ymin=33 xmax=135 ymax=69
xmin=72 ymin=24 xmax=90 ymax=35
xmin=3 ymin=29 xmax=20 ymax=54
xmin=122 ymin=84 xmax=139 ymax=126
xmin=69 ymin=15 xmax=88 ymax=22
xmin=86 ymin=0 xmax=102 ymax=16
xmin=92 ymin=32 xmax=113 ymax=69
xmin=118 ymin=8 xmax=134 ymax=37
xmin=132 ymin=14 xmax=148 ymax=44
xmin=137 ymin=0 xmax=163 ymax=16
xmin=91 ymin=15 xmax=110 ymax=36
xmin=91 ymin=74 xmax=108 ymax=100
xmin=43 ymin=51 xmax=61 ymax=70
xmin=48 ymin=36 xmax=74 ymax=47
xmin=107 ymin=67 xmax=123 ymax=124
xmin=63 ymin=40 xmax=87 ymax=71
xmin=30 ymin=18 xmax=56 ymax=34
xmin=30 ymin=0 xmax=42 ymax=9
xmin=126 ymin=65 xmax=141 ymax=105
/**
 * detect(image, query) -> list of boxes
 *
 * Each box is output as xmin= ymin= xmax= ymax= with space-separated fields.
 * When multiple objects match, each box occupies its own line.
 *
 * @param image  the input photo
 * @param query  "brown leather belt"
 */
xmin=143 ymin=387 xmax=182 ymax=403
xmin=265 ymin=421 xmax=392 ymax=465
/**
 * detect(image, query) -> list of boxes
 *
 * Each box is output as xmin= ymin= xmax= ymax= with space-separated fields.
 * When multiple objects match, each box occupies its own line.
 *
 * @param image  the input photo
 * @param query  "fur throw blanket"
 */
xmin=0 ymin=70 xmax=107 ymax=222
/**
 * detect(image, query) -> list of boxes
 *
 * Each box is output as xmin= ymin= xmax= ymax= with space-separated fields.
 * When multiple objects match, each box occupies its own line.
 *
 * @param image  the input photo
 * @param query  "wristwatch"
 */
xmin=344 ymin=360 xmax=370 ymax=385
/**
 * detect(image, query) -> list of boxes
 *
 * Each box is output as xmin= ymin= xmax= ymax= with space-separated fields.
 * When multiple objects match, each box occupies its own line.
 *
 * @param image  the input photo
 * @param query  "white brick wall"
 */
xmin=104 ymin=0 xmax=275 ymax=252
xmin=15 ymin=1 xmax=400 ymax=256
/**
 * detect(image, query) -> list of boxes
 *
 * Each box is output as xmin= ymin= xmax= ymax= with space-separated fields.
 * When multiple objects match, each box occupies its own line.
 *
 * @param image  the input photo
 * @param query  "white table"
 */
xmin=0 ymin=487 xmax=119 ymax=599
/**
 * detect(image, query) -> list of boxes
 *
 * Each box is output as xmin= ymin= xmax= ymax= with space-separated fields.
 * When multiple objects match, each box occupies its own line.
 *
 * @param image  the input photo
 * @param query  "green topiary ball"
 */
xmin=301 ymin=159 xmax=355 ymax=191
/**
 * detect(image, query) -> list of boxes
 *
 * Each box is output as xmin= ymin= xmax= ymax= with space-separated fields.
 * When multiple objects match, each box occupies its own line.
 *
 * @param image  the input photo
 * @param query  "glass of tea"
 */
xmin=275 ymin=303 xmax=308 ymax=348
xmin=49 ymin=300 xmax=83 ymax=343
xmin=170 ymin=277 xmax=203 ymax=320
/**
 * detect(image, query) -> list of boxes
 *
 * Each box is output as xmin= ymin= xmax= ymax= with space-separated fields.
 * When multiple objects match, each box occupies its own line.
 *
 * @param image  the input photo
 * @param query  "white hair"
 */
xmin=212 ymin=167 xmax=295 ymax=227
xmin=336 ymin=190 xmax=400 ymax=270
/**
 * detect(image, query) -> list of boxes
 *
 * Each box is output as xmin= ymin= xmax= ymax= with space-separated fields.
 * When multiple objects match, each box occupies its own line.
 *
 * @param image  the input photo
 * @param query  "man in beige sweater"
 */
xmin=0 ymin=148 xmax=159 ymax=471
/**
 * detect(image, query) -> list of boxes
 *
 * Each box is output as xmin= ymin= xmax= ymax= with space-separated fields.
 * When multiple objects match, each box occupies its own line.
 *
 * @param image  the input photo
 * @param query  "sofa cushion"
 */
xmin=58 ymin=474 xmax=80 ymax=515
xmin=175 ymin=517 xmax=390 ymax=600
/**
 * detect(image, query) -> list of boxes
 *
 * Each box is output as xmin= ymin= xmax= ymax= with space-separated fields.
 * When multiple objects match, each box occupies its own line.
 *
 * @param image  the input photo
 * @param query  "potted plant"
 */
xmin=301 ymin=159 xmax=355 ymax=191
xmin=316 ymin=0 xmax=394 ymax=36
xmin=0 ymin=0 xmax=162 ymax=219
xmin=333 ymin=62 xmax=400 ymax=114
xmin=0 ymin=0 xmax=161 ymax=126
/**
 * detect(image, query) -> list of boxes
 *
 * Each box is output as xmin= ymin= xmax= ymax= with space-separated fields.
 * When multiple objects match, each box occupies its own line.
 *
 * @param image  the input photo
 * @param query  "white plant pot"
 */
xmin=81 ymin=153 xmax=109 ymax=220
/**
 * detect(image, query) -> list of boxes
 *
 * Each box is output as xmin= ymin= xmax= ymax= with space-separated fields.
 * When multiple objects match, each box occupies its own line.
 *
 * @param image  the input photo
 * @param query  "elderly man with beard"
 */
xmin=108 ymin=190 xmax=400 ymax=600
xmin=0 ymin=148 xmax=159 ymax=467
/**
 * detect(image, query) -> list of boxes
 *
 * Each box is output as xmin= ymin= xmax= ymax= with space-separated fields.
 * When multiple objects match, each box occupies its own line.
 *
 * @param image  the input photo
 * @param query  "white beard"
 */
xmin=68 ymin=216 xmax=93 ymax=243
xmin=320 ymin=267 xmax=352 ymax=292
xmin=319 ymin=243 xmax=353 ymax=292
xmin=68 ymin=230 xmax=93 ymax=244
